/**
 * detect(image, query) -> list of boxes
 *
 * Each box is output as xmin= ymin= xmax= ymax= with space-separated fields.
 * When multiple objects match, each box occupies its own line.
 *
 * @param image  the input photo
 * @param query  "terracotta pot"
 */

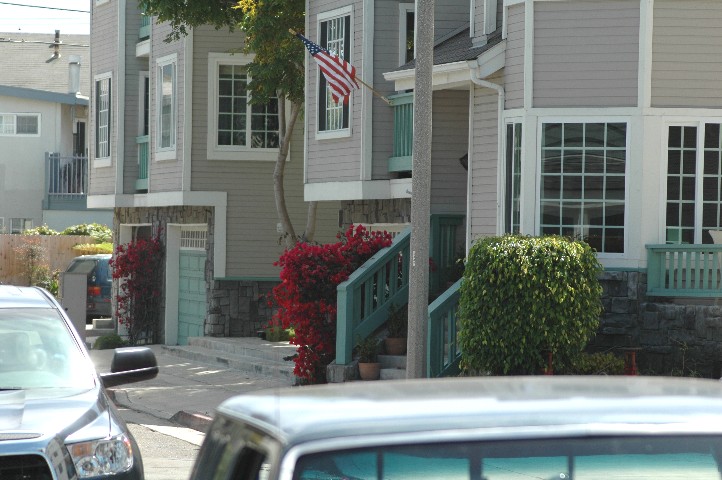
xmin=358 ymin=362 xmax=381 ymax=381
xmin=384 ymin=337 xmax=407 ymax=355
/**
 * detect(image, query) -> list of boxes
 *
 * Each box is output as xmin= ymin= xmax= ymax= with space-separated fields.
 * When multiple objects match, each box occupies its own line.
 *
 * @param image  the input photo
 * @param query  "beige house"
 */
xmin=88 ymin=1 xmax=340 ymax=345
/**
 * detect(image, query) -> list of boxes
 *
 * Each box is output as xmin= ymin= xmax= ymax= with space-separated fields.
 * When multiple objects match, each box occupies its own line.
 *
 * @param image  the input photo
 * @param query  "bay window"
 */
xmin=540 ymin=122 xmax=627 ymax=254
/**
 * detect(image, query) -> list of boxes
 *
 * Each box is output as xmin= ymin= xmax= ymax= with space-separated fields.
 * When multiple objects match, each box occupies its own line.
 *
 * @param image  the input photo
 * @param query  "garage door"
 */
xmin=178 ymin=228 xmax=207 ymax=345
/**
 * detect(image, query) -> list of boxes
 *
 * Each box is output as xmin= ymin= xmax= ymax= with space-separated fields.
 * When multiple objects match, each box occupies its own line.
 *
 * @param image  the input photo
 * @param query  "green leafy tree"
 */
xmin=138 ymin=0 xmax=314 ymax=248
xmin=458 ymin=235 xmax=603 ymax=375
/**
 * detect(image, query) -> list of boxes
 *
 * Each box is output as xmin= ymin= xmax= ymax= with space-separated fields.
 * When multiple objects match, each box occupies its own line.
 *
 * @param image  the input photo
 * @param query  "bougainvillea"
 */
xmin=272 ymin=225 xmax=392 ymax=383
xmin=110 ymin=231 xmax=164 ymax=345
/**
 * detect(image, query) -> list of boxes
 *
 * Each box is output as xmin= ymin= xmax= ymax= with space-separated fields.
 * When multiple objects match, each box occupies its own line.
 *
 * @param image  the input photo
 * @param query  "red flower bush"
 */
xmin=272 ymin=225 xmax=392 ymax=383
xmin=110 ymin=231 xmax=164 ymax=345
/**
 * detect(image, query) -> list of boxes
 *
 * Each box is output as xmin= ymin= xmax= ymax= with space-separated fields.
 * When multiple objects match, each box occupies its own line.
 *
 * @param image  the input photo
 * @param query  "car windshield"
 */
xmin=0 ymin=308 xmax=95 ymax=390
xmin=66 ymin=259 xmax=97 ymax=275
xmin=294 ymin=435 xmax=722 ymax=479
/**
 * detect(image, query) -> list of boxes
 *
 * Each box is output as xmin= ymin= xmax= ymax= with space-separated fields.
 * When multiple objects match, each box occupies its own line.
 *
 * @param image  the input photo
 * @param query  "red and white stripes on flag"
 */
xmin=295 ymin=32 xmax=360 ymax=104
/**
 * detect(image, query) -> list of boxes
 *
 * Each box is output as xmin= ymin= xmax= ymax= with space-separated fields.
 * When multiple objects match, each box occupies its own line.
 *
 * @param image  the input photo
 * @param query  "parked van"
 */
xmin=64 ymin=254 xmax=112 ymax=320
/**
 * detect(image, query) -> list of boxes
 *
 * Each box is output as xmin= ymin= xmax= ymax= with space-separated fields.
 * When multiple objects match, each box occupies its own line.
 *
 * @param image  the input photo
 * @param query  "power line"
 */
xmin=0 ymin=2 xmax=89 ymax=14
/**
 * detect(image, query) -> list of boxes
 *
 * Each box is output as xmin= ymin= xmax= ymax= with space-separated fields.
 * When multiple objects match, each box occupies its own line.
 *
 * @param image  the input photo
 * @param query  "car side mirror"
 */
xmin=100 ymin=346 xmax=159 ymax=388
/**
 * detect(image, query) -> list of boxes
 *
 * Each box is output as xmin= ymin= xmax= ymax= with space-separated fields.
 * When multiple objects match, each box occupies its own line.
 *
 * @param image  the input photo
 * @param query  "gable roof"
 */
xmin=0 ymin=31 xmax=90 ymax=96
xmin=395 ymin=28 xmax=503 ymax=72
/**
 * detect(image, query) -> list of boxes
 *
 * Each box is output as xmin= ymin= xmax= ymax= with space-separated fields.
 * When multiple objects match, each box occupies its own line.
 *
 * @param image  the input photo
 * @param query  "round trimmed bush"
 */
xmin=458 ymin=235 xmax=603 ymax=375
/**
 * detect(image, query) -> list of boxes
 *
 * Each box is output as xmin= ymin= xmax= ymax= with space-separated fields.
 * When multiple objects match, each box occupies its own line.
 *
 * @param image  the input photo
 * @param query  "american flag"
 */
xmin=295 ymin=32 xmax=360 ymax=104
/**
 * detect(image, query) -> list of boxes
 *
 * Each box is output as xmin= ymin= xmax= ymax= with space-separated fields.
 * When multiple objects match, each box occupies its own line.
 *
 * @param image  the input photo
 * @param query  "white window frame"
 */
xmin=398 ymin=3 xmax=415 ymax=66
xmin=156 ymin=53 xmax=177 ymax=161
xmin=10 ymin=218 xmax=32 ymax=234
xmin=504 ymin=120 xmax=523 ymax=234
xmin=316 ymin=6 xmax=354 ymax=140
xmin=662 ymin=120 xmax=722 ymax=245
xmin=206 ymin=53 xmax=282 ymax=162
xmin=536 ymin=117 xmax=630 ymax=258
xmin=94 ymin=72 xmax=112 ymax=168
xmin=0 ymin=113 xmax=40 ymax=136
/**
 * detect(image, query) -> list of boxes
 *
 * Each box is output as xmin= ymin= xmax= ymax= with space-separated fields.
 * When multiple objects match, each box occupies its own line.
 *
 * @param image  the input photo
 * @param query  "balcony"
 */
xmin=136 ymin=14 xmax=151 ymax=57
xmin=388 ymin=92 xmax=413 ymax=174
xmin=136 ymin=135 xmax=149 ymax=192
xmin=43 ymin=153 xmax=87 ymax=211
xmin=647 ymin=244 xmax=722 ymax=297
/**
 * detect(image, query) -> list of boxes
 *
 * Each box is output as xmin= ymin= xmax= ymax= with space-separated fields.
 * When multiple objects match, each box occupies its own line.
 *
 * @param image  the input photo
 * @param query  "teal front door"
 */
xmin=178 ymin=249 xmax=206 ymax=345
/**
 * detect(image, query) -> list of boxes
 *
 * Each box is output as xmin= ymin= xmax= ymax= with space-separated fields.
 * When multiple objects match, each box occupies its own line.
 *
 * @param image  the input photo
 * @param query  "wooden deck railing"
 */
xmin=647 ymin=244 xmax=722 ymax=297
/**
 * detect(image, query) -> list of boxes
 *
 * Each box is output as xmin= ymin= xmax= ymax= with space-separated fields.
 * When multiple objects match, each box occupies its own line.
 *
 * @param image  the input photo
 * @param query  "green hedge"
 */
xmin=458 ymin=235 xmax=603 ymax=375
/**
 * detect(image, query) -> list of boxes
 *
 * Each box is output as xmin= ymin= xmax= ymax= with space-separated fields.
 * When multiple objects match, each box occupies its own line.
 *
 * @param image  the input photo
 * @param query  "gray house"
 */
xmin=305 ymin=0 xmax=722 ymax=377
xmin=87 ymin=0 xmax=340 ymax=345
xmin=0 ymin=31 xmax=111 ymax=232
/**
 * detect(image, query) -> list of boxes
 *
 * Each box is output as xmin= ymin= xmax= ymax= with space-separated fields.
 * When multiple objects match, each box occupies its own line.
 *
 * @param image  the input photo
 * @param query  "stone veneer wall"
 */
xmin=340 ymin=199 xmax=412 ymax=230
xmin=590 ymin=270 xmax=722 ymax=378
xmin=209 ymin=280 xmax=277 ymax=337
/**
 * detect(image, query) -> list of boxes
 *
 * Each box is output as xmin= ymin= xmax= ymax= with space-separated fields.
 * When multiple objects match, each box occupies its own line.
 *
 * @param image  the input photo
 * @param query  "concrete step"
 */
xmin=162 ymin=337 xmax=299 ymax=386
xmin=379 ymin=354 xmax=406 ymax=380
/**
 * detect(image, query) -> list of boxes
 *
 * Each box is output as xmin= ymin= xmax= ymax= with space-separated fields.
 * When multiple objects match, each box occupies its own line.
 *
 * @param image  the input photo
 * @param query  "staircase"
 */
xmin=162 ymin=337 xmax=299 ymax=386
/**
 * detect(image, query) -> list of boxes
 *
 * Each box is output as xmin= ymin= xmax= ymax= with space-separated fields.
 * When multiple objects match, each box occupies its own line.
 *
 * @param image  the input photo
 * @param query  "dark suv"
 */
xmin=0 ymin=285 xmax=158 ymax=478
xmin=64 ymin=254 xmax=112 ymax=320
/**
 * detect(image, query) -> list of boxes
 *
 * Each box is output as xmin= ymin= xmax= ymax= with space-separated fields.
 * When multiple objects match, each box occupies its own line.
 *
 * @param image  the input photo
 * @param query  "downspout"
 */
xmin=467 ymin=63 xmax=505 ymax=252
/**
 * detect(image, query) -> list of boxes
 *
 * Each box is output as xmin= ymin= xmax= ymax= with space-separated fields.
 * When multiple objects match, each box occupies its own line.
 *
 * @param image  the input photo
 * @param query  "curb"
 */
xmin=171 ymin=411 xmax=214 ymax=433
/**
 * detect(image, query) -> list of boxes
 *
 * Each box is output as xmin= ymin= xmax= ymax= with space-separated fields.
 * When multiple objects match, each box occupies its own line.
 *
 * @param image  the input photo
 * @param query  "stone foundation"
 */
xmin=590 ymin=270 xmax=722 ymax=378
xmin=340 ymin=199 xmax=411 ymax=230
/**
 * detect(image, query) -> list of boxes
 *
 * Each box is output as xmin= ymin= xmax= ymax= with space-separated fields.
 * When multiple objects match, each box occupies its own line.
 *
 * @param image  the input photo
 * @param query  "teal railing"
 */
xmin=336 ymin=229 xmax=411 ymax=365
xmin=647 ymin=244 xmax=722 ymax=297
xmin=388 ymin=92 xmax=413 ymax=173
xmin=136 ymin=135 xmax=149 ymax=191
xmin=428 ymin=278 xmax=462 ymax=377
xmin=430 ymin=215 xmax=464 ymax=296
xmin=139 ymin=14 xmax=151 ymax=39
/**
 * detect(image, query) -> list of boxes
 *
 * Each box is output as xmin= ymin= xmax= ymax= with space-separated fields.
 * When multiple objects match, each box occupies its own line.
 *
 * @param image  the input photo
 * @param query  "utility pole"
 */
xmin=406 ymin=0 xmax=434 ymax=378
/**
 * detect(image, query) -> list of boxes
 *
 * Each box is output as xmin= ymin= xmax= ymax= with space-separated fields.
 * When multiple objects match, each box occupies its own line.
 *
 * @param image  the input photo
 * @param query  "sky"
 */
xmin=0 ymin=1 xmax=90 ymax=35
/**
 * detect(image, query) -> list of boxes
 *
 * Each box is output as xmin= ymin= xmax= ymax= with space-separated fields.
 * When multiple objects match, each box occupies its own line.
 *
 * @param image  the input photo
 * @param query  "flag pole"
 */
xmin=289 ymin=29 xmax=391 ymax=105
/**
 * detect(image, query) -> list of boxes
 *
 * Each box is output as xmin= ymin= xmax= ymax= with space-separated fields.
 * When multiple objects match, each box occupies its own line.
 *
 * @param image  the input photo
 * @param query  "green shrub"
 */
xmin=72 ymin=243 xmax=114 ymax=255
xmin=61 ymin=223 xmax=113 ymax=243
xmin=23 ymin=225 xmax=59 ymax=235
xmin=265 ymin=326 xmax=294 ymax=342
xmin=558 ymin=352 xmax=626 ymax=375
xmin=93 ymin=334 xmax=127 ymax=350
xmin=458 ymin=235 xmax=603 ymax=375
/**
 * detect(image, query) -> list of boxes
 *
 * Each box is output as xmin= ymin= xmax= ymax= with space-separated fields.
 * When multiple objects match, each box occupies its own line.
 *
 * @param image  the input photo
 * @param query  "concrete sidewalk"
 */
xmin=90 ymin=344 xmax=293 ymax=433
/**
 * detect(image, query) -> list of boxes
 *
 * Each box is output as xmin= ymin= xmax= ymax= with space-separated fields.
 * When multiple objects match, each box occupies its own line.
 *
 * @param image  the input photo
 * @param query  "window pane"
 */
xmin=16 ymin=115 xmax=38 ymax=134
xmin=563 ymin=151 xmax=583 ymax=174
xmin=540 ymin=122 xmax=626 ymax=253
xmin=159 ymin=62 xmax=174 ymax=149
xmin=669 ymin=126 xmax=682 ymax=148
xmin=564 ymin=123 xmax=584 ymax=147
xmin=705 ymin=123 xmax=721 ymax=149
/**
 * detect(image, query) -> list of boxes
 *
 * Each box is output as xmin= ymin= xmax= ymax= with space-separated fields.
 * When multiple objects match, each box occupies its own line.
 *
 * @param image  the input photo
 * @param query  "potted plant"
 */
xmin=356 ymin=335 xmax=381 ymax=380
xmin=384 ymin=303 xmax=408 ymax=355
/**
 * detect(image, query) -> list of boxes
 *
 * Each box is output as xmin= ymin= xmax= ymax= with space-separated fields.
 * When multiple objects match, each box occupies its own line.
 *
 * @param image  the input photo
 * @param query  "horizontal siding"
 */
xmin=122 ymin=4 xmax=147 ymax=194
xmin=148 ymin=22 xmax=184 ymax=192
xmin=435 ymin=0 xmax=472 ymax=40
xmin=652 ymin=0 xmax=722 ymax=108
xmin=470 ymin=76 xmax=500 ymax=240
xmin=431 ymin=90 xmax=469 ymax=215
xmin=89 ymin=0 xmax=119 ymax=195
xmin=191 ymin=26 xmax=340 ymax=277
xmin=306 ymin=0 xmax=363 ymax=184
xmin=533 ymin=0 xmax=639 ymax=108
xmin=372 ymin=0 xmax=403 ymax=179
xmin=505 ymin=4 xmax=524 ymax=109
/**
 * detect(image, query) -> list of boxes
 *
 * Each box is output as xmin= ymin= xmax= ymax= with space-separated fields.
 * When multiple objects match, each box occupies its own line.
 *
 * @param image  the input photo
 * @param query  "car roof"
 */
xmin=71 ymin=254 xmax=111 ymax=260
xmin=0 ymin=285 xmax=55 ymax=308
xmin=216 ymin=376 xmax=722 ymax=447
